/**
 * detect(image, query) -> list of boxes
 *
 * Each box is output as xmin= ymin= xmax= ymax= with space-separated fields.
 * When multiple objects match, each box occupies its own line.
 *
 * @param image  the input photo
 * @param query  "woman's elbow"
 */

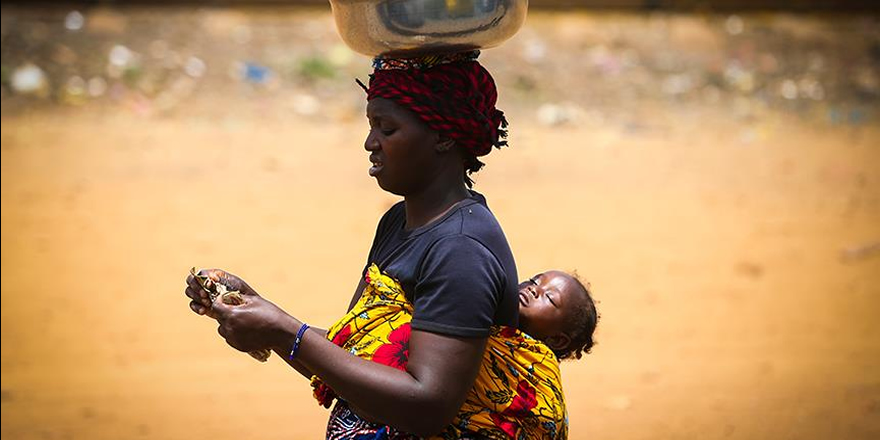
xmin=406 ymin=402 xmax=459 ymax=437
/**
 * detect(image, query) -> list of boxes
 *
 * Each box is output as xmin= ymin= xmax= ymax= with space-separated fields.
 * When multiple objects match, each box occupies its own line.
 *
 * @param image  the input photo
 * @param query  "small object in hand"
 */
xmin=190 ymin=267 xmax=271 ymax=363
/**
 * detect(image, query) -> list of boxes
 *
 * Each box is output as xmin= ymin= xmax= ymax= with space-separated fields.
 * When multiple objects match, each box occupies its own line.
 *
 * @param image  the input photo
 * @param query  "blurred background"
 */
xmin=2 ymin=1 xmax=878 ymax=439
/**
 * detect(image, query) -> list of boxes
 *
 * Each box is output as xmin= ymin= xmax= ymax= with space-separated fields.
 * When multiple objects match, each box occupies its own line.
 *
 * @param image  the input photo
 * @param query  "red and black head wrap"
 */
xmin=358 ymin=51 xmax=508 ymax=158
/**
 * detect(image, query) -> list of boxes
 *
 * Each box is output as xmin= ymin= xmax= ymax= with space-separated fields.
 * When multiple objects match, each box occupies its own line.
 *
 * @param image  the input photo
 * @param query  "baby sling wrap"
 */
xmin=312 ymin=264 xmax=568 ymax=439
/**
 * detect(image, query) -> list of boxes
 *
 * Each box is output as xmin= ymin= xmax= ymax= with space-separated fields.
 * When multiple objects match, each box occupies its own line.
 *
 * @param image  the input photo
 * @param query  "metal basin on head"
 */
xmin=329 ymin=0 xmax=528 ymax=58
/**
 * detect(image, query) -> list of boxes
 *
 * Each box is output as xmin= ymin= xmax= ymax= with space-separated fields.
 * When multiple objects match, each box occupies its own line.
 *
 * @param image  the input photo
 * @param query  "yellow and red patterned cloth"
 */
xmin=311 ymin=264 xmax=568 ymax=440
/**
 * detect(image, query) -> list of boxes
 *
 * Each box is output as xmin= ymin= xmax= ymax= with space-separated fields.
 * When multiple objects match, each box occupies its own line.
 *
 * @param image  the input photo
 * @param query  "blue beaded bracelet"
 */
xmin=289 ymin=323 xmax=310 ymax=361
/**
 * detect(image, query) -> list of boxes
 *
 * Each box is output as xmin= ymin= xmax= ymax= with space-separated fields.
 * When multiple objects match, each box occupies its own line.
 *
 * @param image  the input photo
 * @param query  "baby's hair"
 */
xmin=555 ymin=272 xmax=599 ymax=361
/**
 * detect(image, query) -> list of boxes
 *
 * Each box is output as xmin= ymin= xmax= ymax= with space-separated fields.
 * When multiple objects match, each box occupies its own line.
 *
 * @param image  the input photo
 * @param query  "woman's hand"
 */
xmin=185 ymin=268 xmax=293 ymax=352
xmin=184 ymin=268 xmax=259 ymax=317
xmin=209 ymin=285 xmax=294 ymax=354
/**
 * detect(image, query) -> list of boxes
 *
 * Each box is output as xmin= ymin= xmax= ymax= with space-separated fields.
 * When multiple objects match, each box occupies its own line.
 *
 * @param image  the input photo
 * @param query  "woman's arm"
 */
xmin=191 ymin=268 xmax=489 ymax=436
xmin=294 ymin=324 xmax=486 ymax=436
xmin=271 ymin=327 xmax=325 ymax=379
xmin=275 ymin=275 xmax=365 ymax=379
xmin=213 ymin=297 xmax=486 ymax=437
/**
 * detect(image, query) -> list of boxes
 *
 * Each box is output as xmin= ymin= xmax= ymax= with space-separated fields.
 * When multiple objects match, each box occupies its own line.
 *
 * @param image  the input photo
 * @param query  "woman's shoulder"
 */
xmin=383 ymin=199 xmax=406 ymax=216
xmin=377 ymin=199 xmax=406 ymax=225
xmin=456 ymin=194 xmax=505 ymax=237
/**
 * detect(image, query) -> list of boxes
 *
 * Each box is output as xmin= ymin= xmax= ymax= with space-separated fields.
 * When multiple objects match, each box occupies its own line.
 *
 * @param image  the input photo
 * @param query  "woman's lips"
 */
xmin=369 ymin=161 xmax=383 ymax=176
xmin=519 ymin=291 xmax=529 ymax=307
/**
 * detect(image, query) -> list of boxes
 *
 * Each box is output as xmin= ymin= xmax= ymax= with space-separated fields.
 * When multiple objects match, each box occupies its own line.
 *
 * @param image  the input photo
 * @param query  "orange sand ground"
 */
xmin=3 ymin=108 xmax=878 ymax=439
xmin=2 ymin=12 xmax=880 ymax=440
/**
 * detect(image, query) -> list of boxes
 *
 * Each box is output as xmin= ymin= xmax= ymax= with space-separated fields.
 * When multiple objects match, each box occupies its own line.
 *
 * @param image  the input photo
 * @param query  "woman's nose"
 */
xmin=364 ymin=130 xmax=380 ymax=151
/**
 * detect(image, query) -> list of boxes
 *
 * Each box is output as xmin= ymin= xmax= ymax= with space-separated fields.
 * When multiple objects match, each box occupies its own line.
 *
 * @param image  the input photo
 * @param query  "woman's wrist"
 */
xmin=287 ymin=322 xmax=311 ymax=361
xmin=271 ymin=313 xmax=305 ymax=352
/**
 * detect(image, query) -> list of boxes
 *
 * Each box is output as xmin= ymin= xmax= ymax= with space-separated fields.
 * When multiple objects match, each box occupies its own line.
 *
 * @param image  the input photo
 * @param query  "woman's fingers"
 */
xmin=190 ymin=300 xmax=208 ymax=315
xmin=187 ymin=272 xmax=206 ymax=291
xmin=189 ymin=300 xmax=220 ymax=319
xmin=204 ymin=269 xmax=225 ymax=285
xmin=185 ymin=270 xmax=213 ymax=307
xmin=210 ymin=296 xmax=233 ymax=320
xmin=184 ymin=283 xmax=204 ymax=300
xmin=185 ymin=267 xmax=255 ymax=322
xmin=185 ymin=285 xmax=211 ymax=307
xmin=216 ymin=320 xmax=246 ymax=351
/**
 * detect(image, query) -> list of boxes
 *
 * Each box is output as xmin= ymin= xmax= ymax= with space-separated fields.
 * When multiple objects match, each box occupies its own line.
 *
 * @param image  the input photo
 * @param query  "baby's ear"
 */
xmin=545 ymin=333 xmax=572 ymax=352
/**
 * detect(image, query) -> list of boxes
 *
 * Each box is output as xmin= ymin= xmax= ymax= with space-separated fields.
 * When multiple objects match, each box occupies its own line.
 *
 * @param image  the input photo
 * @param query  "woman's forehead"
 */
xmin=366 ymin=97 xmax=401 ymax=115
xmin=367 ymin=98 xmax=426 ymax=128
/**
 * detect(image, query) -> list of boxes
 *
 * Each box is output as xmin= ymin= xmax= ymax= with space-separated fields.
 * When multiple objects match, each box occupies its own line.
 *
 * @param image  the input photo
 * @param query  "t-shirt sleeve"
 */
xmin=411 ymin=235 xmax=506 ymax=338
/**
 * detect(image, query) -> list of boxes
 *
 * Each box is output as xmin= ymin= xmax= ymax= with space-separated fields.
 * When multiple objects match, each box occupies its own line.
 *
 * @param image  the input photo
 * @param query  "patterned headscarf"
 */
xmin=359 ymin=51 xmax=508 ymax=158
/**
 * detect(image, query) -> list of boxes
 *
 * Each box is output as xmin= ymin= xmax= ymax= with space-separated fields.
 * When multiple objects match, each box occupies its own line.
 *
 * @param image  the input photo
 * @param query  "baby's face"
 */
xmin=518 ymin=271 xmax=585 ymax=342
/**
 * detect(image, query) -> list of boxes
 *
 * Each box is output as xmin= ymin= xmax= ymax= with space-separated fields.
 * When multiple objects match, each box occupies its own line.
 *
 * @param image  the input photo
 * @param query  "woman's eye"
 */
xmin=547 ymin=294 xmax=558 ymax=307
xmin=529 ymin=277 xmax=538 ymax=285
xmin=381 ymin=127 xmax=396 ymax=136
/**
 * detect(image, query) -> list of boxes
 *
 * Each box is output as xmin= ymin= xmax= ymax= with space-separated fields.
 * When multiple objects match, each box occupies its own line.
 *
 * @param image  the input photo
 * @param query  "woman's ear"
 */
xmin=544 ymin=333 xmax=572 ymax=352
xmin=435 ymin=135 xmax=456 ymax=153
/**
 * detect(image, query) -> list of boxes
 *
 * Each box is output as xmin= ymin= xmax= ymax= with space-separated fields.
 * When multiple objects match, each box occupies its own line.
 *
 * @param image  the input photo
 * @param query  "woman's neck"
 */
xmin=403 ymin=182 xmax=470 ymax=231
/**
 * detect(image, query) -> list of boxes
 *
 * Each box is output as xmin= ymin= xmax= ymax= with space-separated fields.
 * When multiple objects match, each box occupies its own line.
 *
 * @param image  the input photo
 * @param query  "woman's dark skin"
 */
xmin=185 ymin=98 xmax=487 ymax=437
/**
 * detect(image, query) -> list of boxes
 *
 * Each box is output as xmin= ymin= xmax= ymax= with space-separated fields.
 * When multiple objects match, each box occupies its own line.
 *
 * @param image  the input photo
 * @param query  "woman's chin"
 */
xmin=375 ymin=179 xmax=403 ymax=196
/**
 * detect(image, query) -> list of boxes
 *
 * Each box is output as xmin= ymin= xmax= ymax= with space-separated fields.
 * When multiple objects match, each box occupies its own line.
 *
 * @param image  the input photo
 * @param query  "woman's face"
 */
xmin=364 ymin=98 xmax=443 ymax=195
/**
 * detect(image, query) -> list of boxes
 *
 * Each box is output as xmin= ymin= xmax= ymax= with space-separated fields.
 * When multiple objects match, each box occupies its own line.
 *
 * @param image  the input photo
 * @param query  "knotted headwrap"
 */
xmin=359 ymin=51 xmax=508 ymax=158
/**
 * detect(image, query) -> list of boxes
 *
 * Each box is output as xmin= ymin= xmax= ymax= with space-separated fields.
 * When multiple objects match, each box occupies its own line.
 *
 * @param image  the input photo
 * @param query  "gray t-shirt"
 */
xmin=364 ymin=191 xmax=519 ymax=337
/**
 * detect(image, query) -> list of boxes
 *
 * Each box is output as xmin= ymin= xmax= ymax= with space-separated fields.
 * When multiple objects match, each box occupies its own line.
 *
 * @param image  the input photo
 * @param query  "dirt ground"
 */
xmin=2 ymin=6 xmax=880 ymax=440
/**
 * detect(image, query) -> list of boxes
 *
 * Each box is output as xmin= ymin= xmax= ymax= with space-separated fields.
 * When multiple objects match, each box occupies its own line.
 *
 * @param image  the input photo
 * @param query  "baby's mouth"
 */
xmin=519 ymin=290 xmax=530 ymax=307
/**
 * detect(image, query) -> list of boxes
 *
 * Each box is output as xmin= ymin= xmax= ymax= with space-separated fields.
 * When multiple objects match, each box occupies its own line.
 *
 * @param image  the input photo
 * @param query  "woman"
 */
xmin=185 ymin=52 xmax=519 ymax=438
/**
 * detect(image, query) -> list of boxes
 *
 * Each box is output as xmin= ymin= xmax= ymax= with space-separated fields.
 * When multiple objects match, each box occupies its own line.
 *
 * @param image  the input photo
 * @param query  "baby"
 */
xmin=517 ymin=270 xmax=599 ymax=361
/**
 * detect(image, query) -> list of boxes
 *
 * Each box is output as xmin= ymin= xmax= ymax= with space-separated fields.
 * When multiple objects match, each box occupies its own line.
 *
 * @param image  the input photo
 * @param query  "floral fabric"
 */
xmin=312 ymin=264 xmax=568 ymax=440
xmin=326 ymin=402 xmax=417 ymax=440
